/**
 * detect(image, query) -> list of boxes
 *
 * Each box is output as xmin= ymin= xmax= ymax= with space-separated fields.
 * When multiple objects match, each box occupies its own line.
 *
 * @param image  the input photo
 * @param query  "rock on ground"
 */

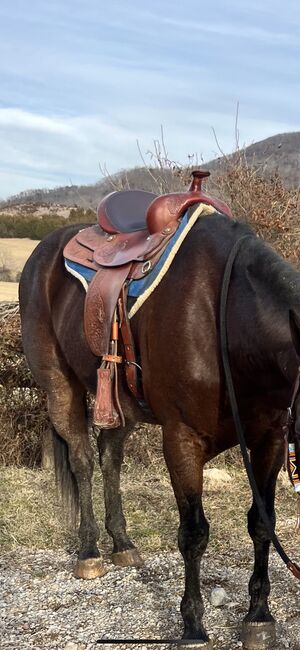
xmin=210 ymin=587 xmax=227 ymax=607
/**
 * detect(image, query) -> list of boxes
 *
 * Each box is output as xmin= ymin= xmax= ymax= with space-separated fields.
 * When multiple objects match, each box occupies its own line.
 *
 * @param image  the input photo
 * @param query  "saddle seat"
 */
xmin=97 ymin=190 xmax=158 ymax=234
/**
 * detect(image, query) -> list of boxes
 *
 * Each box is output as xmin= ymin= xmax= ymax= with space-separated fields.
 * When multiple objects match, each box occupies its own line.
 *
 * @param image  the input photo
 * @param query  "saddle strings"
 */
xmin=112 ymin=308 xmax=125 ymax=427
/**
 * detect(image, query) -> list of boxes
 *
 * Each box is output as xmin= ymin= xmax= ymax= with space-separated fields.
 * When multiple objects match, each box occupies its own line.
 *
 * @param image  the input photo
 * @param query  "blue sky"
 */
xmin=0 ymin=0 xmax=299 ymax=199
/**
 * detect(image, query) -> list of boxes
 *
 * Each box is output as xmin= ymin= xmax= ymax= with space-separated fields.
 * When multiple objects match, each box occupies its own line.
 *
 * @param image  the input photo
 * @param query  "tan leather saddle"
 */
xmin=63 ymin=170 xmax=232 ymax=428
xmin=64 ymin=170 xmax=232 ymax=353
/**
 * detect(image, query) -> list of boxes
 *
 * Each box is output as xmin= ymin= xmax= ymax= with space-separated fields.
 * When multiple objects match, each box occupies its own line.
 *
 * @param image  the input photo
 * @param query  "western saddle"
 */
xmin=63 ymin=170 xmax=232 ymax=428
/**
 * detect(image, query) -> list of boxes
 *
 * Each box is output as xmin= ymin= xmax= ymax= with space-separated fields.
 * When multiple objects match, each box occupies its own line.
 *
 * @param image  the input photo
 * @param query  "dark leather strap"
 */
xmin=282 ymin=367 xmax=300 ymax=474
xmin=220 ymin=235 xmax=300 ymax=581
xmin=287 ymin=560 xmax=300 ymax=579
xmin=118 ymin=285 xmax=142 ymax=400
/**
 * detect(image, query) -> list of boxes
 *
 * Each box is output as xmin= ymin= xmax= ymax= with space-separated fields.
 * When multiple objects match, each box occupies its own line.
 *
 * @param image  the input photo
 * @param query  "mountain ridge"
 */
xmin=1 ymin=131 xmax=299 ymax=209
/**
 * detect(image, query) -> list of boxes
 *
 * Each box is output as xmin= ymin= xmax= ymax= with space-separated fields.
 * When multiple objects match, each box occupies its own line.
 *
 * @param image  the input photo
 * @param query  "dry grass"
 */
xmin=0 ymin=459 xmax=298 ymax=558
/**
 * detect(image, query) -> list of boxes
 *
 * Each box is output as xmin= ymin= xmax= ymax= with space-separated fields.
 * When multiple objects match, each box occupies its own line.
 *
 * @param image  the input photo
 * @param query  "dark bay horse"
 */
xmin=19 ymin=212 xmax=300 ymax=649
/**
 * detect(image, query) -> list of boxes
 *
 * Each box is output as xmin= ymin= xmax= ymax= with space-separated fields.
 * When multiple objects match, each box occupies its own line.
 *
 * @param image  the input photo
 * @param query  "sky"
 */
xmin=0 ymin=0 xmax=299 ymax=199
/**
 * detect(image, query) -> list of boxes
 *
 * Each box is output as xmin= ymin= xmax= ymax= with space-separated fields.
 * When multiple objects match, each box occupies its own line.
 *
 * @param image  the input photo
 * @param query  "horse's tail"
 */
xmin=52 ymin=426 xmax=79 ymax=526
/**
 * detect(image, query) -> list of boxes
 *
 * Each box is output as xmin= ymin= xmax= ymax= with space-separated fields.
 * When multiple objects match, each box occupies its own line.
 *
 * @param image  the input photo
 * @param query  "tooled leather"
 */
xmin=147 ymin=192 xmax=232 ymax=234
xmin=84 ymin=263 xmax=132 ymax=356
xmin=64 ymin=222 xmax=179 ymax=275
xmin=63 ymin=233 xmax=100 ymax=271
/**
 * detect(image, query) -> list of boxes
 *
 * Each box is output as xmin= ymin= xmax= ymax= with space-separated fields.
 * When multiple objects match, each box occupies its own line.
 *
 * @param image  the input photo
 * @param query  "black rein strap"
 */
xmin=220 ymin=235 xmax=300 ymax=580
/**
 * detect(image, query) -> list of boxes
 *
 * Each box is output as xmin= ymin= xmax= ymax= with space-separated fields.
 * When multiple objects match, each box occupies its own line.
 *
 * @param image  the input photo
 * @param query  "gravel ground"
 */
xmin=0 ymin=546 xmax=299 ymax=650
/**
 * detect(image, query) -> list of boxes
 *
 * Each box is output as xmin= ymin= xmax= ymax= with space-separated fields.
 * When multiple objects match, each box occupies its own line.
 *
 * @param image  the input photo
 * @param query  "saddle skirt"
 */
xmin=64 ymin=221 xmax=178 ymax=278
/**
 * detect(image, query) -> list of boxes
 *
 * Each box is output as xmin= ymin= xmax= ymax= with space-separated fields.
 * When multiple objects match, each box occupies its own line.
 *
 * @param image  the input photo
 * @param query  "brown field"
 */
xmin=0 ymin=238 xmax=39 ymax=301
xmin=0 ymin=281 xmax=19 ymax=300
xmin=0 ymin=237 xmax=39 ymax=268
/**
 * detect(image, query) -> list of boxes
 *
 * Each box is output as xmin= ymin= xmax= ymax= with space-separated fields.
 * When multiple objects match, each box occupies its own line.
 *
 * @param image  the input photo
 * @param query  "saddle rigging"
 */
xmin=64 ymin=170 xmax=232 ymax=428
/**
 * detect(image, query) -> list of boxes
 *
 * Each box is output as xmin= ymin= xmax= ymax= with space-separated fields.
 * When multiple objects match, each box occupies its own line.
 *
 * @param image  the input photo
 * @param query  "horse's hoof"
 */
xmin=241 ymin=621 xmax=276 ymax=649
xmin=111 ymin=549 xmax=144 ymax=567
xmin=74 ymin=557 xmax=106 ymax=579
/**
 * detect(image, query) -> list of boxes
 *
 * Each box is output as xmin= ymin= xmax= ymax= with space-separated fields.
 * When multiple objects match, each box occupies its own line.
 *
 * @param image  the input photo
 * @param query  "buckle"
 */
xmin=142 ymin=260 xmax=151 ymax=274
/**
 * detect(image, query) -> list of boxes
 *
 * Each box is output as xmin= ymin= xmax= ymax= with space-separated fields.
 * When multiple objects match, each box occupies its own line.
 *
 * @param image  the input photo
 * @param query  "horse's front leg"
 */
xmin=163 ymin=422 xmax=212 ymax=649
xmin=98 ymin=424 xmax=144 ymax=567
xmin=242 ymin=437 xmax=283 ymax=649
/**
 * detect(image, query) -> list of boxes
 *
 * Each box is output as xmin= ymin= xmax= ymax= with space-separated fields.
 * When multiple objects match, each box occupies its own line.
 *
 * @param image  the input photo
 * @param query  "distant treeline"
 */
xmin=0 ymin=208 xmax=96 ymax=239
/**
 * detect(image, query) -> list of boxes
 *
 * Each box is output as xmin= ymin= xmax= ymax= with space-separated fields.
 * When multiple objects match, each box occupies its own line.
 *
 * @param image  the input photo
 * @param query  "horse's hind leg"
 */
xmin=163 ymin=422 xmax=212 ymax=649
xmin=46 ymin=370 xmax=104 ymax=579
xmin=242 ymin=438 xmax=283 ymax=649
xmin=98 ymin=425 xmax=144 ymax=567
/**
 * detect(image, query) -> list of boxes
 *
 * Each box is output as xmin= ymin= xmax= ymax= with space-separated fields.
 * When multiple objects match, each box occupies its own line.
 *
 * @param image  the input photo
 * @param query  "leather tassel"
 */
xmin=93 ymin=366 xmax=121 ymax=428
xmin=93 ymin=307 xmax=125 ymax=429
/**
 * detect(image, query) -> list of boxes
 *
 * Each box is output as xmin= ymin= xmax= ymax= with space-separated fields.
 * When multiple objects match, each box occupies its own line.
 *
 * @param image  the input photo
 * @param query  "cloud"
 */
xmin=0 ymin=102 xmax=297 ymax=199
xmin=0 ymin=0 xmax=299 ymax=198
xmin=150 ymin=15 xmax=293 ymax=44
xmin=0 ymin=108 xmax=77 ymax=136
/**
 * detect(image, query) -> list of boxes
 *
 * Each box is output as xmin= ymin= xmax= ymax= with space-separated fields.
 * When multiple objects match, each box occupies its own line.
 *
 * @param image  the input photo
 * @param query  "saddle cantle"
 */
xmin=63 ymin=170 xmax=233 ymax=428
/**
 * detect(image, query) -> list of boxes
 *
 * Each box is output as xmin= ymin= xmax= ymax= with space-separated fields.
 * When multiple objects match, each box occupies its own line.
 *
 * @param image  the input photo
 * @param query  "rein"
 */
xmin=220 ymin=235 xmax=300 ymax=580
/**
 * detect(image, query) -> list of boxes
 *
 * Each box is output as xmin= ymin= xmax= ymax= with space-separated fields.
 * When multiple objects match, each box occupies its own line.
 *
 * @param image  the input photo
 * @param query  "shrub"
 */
xmin=0 ymin=208 xmax=96 ymax=239
xmin=0 ymin=304 xmax=48 ymax=467
xmin=208 ymin=149 xmax=300 ymax=267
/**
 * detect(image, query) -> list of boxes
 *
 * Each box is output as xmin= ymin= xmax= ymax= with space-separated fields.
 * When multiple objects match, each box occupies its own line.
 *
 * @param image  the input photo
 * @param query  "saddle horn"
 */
xmin=189 ymin=170 xmax=210 ymax=192
xmin=146 ymin=168 xmax=228 ymax=234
